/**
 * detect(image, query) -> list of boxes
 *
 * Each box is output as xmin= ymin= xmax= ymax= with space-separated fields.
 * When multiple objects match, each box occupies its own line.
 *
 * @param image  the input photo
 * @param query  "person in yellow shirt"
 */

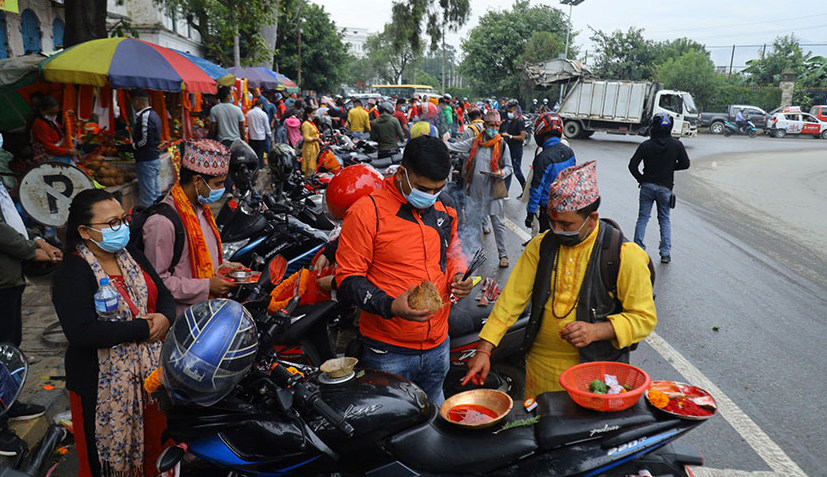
xmin=463 ymin=161 xmax=656 ymax=399
xmin=301 ymin=106 xmax=322 ymax=178
xmin=347 ymin=99 xmax=371 ymax=140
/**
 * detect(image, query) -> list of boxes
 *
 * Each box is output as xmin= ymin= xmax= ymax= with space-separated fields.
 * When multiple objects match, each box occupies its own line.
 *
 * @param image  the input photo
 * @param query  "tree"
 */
xmin=590 ymin=27 xmax=658 ymax=81
xmin=741 ymin=35 xmax=809 ymax=87
xmin=652 ymin=38 xmax=707 ymax=66
xmin=278 ymin=2 xmax=348 ymax=93
xmin=391 ymin=0 xmax=471 ymax=92
xmin=415 ymin=70 xmax=439 ymax=88
xmin=343 ymin=56 xmax=375 ymax=92
xmin=657 ymin=50 xmax=722 ymax=110
xmin=155 ymin=0 xmax=279 ymax=66
xmin=461 ymin=1 xmax=570 ymax=98
xmin=64 ymin=0 xmax=108 ymax=48
xmin=364 ymin=24 xmax=423 ymax=84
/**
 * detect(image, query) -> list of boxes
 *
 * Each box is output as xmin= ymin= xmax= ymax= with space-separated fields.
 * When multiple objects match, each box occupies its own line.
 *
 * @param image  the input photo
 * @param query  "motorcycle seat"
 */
xmin=534 ymin=391 xmax=657 ymax=450
xmin=386 ymin=407 xmax=538 ymax=474
xmin=277 ymin=301 xmax=338 ymax=344
xmin=447 ymin=295 xmax=493 ymax=338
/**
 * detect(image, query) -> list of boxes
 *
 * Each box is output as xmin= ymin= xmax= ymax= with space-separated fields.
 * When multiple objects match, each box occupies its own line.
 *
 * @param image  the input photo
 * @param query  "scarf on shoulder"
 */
xmin=170 ymin=183 xmax=222 ymax=279
xmin=467 ymin=132 xmax=503 ymax=174
xmin=76 ymin=243 xmax=162 ymax=477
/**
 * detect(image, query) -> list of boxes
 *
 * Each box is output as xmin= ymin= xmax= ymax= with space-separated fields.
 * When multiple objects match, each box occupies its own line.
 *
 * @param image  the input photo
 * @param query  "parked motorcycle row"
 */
xmin=0 ymin=130 xmax=711 ymax=476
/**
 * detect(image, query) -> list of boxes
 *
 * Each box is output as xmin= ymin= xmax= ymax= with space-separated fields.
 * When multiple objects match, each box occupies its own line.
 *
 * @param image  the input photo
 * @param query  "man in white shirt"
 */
xmin=246 ymin=99 xmax=271 ymax=169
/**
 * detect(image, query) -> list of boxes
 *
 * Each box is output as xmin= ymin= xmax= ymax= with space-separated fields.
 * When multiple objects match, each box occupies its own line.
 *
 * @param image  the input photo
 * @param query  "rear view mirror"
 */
xmin=269 ymin=256 xmax=288 ymax=286
xmin=0 ymin=343 xmax=27 ymax=418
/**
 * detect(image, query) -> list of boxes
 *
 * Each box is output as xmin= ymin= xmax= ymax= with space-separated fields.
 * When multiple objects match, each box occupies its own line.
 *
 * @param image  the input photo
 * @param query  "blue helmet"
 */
xmin=161 ymin=299 xmax=258 ymax=407
xmin=651 ymin=113 xmax=674 ymax=135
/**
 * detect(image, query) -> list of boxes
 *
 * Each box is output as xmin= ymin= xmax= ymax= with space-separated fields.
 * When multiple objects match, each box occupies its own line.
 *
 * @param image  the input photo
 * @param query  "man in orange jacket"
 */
xmin=336 ymin=136 xmax=473 ymax=405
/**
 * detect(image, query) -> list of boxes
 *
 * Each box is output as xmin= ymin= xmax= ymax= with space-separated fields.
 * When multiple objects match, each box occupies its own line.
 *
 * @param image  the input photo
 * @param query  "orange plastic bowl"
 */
xmin=559 ymin=361 xmax=650 ymax=412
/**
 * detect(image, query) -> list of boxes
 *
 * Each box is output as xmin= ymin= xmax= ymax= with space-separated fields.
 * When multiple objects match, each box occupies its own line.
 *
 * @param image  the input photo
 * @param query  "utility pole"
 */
xmin=559 ymin=0 xmax=584 ymax=103
xmin=441 ymin=22 xmax=446 ymax=94
xmin=728 ymin=44 xmax=735 ymax=77
xmin=296 ymin=2 xmax=303 ymax=91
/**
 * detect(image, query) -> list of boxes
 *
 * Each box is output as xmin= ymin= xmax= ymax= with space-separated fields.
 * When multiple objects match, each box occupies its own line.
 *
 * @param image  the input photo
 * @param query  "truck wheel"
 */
xmin=775 ymin=129 xmax=786 ymax=138
xmin=709 ymin=121 xmax=725 ymax=135
xmin=563 ymin=121 xmax=582 ymax=139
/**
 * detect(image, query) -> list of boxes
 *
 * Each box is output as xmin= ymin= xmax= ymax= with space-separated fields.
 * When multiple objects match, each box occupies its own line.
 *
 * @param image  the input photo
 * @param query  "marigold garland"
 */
xmin=268 ymin=269 xmax=310 ymax=313
xmin=144 ymin=367 xmax=164 ymax=393
xmin=647 ymin=388 xmax=669 ymax=408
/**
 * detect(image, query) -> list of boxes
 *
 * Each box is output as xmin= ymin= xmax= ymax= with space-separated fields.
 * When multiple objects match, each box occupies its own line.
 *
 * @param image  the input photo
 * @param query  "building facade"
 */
xmin=106 ymin=0 xmax=203 ymax=56
xmin=342 ymin=26 xmax=370 ymax=59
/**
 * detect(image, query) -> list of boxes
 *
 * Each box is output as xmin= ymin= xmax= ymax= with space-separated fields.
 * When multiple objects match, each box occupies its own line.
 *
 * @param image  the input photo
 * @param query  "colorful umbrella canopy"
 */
xmin=173 ymin=50 xmax=235 ymax=87
xmin=40 ymin=38 xmax=217 ymax=93
xmin=259 ymin=68 xmax=299 ymax=93
xmin=226 ymin=66 xmax=280 ymax=90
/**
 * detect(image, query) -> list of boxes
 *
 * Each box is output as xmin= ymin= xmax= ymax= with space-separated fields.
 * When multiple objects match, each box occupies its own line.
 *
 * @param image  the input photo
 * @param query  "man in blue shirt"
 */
xmin=525 ymin=113 xmax=575 ymax=232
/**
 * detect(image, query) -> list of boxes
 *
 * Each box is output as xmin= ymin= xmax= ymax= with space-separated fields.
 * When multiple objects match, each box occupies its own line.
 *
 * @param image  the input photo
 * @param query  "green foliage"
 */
xmin=656 ymin=50 xmax=722 ymax=111
xmin=108 ymin=19 xmax=139 ymax=38
xmin=415 ymin=70 xmax=440 ymax=88
xmin=391 ymin=0 xmax=471 ymax=53
xmin=445 ymin=87 xmax=471 ymax=100
xmin=461 ymin=0 xmax=571 ymax=98
xmin=364 ymin=24 xmax=423 ymax=84
xmin=343 ymin=56 xmax=374 ymax=91
xmin=742 ymin=35 xmax=809 ymax=87
xmin=589 ymin=27 xmax=658 ymax=81
xmin=652 ymin=38 xmax=707 ymax=66
xmin=704 ymin=86 xmax=782 ymax=113
xmin=278 ymin=2 xmax=349 ymax=92
xmin=154 ymin=0 xmax=280 ymax=66
xmin=802 ymin=56 xmax=827 ymax=89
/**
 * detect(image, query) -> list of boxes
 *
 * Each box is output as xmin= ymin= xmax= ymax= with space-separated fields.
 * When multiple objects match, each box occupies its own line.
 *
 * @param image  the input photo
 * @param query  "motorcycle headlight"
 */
xmin=222 ymin=238 xmax=250 ymax=260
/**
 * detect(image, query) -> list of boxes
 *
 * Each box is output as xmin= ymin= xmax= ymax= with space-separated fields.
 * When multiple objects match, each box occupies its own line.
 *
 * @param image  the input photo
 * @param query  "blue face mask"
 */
xmin=90 ymin=225 xmax=130 ymax=253
xmin=507 ymin=112 xmax=515 ymax=120
xmin=402 ymin=168 xmax=439 ymax=209
xmin=486 ymin=128 xmax=499 ymax=139
xmin=198 ymin=179 xmax=225 ymax=204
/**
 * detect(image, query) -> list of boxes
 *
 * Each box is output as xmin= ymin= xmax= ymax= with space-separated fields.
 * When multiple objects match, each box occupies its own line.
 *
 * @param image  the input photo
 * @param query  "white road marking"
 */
xmin=500 ymin=217 xmax=808 ymax=477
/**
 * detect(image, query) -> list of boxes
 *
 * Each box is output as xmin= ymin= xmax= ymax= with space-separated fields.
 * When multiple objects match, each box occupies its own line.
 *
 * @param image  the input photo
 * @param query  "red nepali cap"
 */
xmin=182 ymin=139 xmax=229 ymax=176
xmin=548 ymin=161 xmax=599 ymax=212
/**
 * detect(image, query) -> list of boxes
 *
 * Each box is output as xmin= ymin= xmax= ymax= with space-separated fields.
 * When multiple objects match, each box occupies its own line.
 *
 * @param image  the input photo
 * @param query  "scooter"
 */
xmin=152 ymin=262 xmax=709 ymax=476
xmin=722 ymin=119 xmax=758 ymax=138
xmin=0 ymin=344 xmax=68 ymax=477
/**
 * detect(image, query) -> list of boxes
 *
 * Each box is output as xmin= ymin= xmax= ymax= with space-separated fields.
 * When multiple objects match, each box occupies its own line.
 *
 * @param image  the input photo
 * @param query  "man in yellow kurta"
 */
xmin=464 ymin=161 xmax=657 ymax=399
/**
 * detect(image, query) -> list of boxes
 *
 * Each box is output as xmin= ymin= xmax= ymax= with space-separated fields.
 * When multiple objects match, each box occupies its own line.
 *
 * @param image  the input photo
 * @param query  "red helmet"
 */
xmin=324 ymin=164 xmax=383 ymax=219
xmin=534 ymin=113 xmax=563 ymax=142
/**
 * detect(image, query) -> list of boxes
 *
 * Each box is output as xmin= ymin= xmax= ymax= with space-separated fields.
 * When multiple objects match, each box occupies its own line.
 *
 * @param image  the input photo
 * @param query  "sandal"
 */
xmin=499 ymin=257 xmax=509 ymax=268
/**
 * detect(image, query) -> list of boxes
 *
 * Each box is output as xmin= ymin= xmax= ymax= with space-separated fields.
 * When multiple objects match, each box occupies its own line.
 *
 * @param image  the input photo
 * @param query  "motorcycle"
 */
xmin=722 ymin=119 xmax=758 ymax=138
xmin=153 ymin=260 xmax=709 ymax=477
xmin=0 ymin=344 xmax=68 ymax=477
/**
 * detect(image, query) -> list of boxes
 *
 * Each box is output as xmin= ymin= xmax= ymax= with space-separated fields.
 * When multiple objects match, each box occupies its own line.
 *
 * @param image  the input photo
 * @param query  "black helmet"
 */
xmin=651 ymin=113 xmax=674 ymax=136
xmin=378 ymin=101 xmax=395 ymax=115
xmin=269 ymin=143 xmax=297 ymax=181
xmin=161 ymin=299 xmax=258 ymax=407
xmin=229 ymin=140 xmax=259 ymax=193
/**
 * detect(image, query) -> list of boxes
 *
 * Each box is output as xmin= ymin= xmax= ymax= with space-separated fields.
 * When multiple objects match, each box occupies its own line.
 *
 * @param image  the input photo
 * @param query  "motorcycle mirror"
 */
xmin=267 ymin=256 xmax=288 ymax=286
xmin=0 ymin=343 xmax=28 ymax=418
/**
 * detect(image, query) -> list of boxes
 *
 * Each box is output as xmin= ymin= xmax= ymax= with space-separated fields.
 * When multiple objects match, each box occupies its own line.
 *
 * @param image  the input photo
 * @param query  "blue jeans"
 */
xmin=360 ymin=338 xmax=450 ymax=406
xmin=135 ymin=158 xmax=161 ymax=209
xmin=634 ymin=182 xmax=672 ymax=257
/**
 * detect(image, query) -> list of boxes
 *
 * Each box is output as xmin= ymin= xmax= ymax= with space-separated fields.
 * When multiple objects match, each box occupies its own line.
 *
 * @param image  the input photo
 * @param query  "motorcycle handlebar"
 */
xmin=308 ymin=391 xmax=356 ymax=437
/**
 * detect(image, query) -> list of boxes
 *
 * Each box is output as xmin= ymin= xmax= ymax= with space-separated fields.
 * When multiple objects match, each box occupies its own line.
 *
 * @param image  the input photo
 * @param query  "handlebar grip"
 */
xmin=312 ymin=396 xmax=355 ymax=437
xmin=271 ymin=363 xmax=298 ymax=385
xmin=284 ymin=297 xmax=300 ymax=315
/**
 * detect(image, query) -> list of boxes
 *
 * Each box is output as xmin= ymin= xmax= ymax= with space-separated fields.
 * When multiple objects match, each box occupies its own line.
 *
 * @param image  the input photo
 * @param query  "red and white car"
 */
xmin=767 ymin=107 xmax=827 ymax=139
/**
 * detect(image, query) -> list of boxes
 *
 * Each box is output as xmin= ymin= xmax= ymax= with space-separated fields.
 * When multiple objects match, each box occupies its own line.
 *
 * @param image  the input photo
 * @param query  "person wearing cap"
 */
xmin=463 ymin=161 xmax=657 ymax=398
xmin=130 ymin=90 xmax=163 ymax=208
xmin=142 ymin=139 xmax=237 ymax=316
xmin=446 ymin=110 xmax=513 ymax=268
xmin=336 ymin=136 xmax=472 ymax=406
xmin=347 ymin=99 xmax=371 ymax=140
xmin=371 ymin=102 xmax=405 ymax=158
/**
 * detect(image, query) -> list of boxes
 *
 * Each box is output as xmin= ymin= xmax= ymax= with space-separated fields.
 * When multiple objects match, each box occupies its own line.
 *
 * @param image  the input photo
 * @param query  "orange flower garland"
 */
xmin=267 ymin=269 xmax=310 ymax=314
xmin=144 ymin=367 xmax=164 ymax=393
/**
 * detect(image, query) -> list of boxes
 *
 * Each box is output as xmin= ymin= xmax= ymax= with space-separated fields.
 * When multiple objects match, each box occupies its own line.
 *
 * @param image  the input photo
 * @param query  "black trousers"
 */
xmin=0 ymin=285 xmax=24 ymax=347
xmin=249 ymin=139 xmax=268 ymax=169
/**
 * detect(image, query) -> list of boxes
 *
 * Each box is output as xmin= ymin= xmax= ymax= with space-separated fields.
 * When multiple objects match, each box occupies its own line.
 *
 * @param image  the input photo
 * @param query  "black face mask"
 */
xmin=552 ymin=217 xmax=591 ymax=246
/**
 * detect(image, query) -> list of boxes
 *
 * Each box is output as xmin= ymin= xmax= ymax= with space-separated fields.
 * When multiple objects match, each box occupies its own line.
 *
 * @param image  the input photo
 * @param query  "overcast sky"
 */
xmin=311 ymin=0 xmax=827 ymax=72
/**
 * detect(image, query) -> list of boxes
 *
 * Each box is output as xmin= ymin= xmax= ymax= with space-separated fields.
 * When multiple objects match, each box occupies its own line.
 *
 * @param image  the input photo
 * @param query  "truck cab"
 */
xmin=654 ymin=90 xmax=698 ymax=138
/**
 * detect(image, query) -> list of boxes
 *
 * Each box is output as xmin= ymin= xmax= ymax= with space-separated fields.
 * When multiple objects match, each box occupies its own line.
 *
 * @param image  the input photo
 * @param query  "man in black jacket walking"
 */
xmin=131 ymin=90 xmax=163 ymax=208
xmin=628 ymin=114 xmax=690 ymax=263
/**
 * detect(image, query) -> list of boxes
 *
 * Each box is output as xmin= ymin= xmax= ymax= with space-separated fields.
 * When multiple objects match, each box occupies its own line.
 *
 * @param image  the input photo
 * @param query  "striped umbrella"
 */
xmin=225 ymin=66 xmax=280 ymax=90
xmin=173 ymin=49 xmax=235 ymax=87
xmin=40 ymin=38 xmax=217 ymax=93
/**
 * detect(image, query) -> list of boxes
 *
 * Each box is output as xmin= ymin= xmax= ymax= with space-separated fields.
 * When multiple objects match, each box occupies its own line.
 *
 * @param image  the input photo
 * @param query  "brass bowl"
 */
xmin=320 ymin=357 xmax=358 ymax=378
xmin=229 ymin=270 xmax=252 ymax=281
xmin=439 ymin=389 xmax=513 ymax=429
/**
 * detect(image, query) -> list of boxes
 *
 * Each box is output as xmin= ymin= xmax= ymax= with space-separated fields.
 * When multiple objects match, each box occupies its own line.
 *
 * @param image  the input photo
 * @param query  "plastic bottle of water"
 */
xmin=94 ymin=278 xmax=121 ymax=322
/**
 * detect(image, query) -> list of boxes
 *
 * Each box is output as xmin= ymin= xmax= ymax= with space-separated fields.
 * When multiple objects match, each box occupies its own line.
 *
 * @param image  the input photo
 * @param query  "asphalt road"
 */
xmin=470 ymin=132 xmax=825 ymax=476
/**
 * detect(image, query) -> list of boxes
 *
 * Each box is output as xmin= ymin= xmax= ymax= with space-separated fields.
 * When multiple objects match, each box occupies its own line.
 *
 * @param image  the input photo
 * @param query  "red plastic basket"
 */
xmin=559 ymin=361 xmax=650 ymax=412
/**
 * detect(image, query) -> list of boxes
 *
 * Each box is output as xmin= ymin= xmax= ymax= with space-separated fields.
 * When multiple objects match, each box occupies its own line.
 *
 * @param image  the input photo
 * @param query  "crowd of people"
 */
xmin=0 ymin=79 xmax=692 ymax=474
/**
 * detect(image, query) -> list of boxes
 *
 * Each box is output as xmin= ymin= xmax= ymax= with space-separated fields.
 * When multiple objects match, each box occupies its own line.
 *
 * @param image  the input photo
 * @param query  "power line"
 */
xmin=646 ymin=13 xmax=827 ymax=35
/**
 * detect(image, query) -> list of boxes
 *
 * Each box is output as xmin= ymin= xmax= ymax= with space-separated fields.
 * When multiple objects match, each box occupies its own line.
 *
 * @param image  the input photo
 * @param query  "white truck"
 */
xmin=524 ymin=59 xmax=699 ymax=139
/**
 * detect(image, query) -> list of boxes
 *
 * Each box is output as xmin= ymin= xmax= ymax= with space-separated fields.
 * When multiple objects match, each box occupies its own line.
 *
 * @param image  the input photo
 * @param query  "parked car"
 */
xmin=767 ymin=110 xmax=827 ymax=139
xmin=810 ymin=105 xmax=827 ymax=122
xmin=700 ymin=105 xmax=769 ymax=134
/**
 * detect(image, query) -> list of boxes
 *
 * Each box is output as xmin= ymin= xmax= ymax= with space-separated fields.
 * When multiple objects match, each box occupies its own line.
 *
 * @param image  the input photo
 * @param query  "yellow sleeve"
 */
xmin=301 ymin=122 xmax=314 ymax=141
xmin=365 ymin=111 xmax=371 ymax=131
xmin=478 ymin=233 xmax=543 ymax=346
xmin=608 ymin=242 xmax=657 ymax=349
